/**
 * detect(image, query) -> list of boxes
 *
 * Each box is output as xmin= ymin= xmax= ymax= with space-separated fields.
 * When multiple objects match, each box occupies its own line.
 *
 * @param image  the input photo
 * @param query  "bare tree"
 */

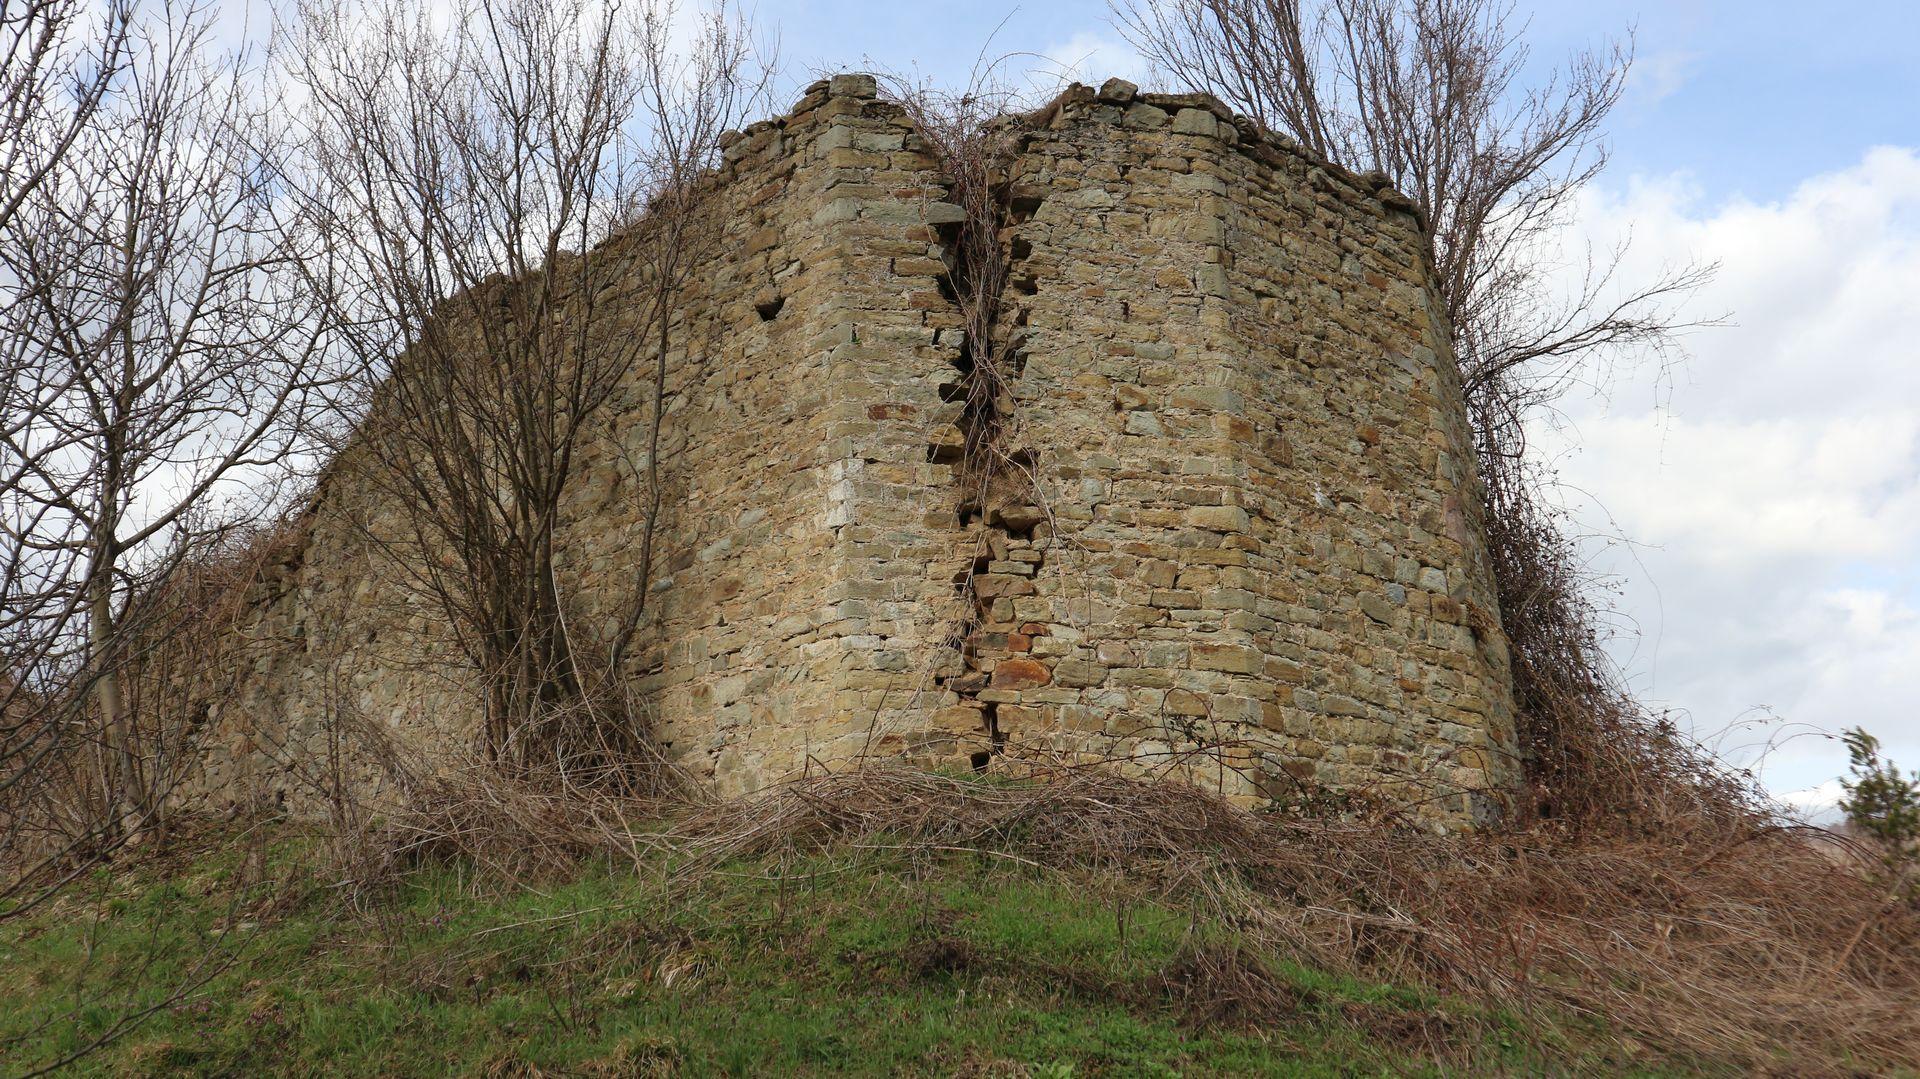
xmin=0 ymin=0 xmax=137 ymax=822
xmin=0 ymin=0 xmax=336 ymax=864
xmin=0 ymin=0 xmax=135 ymax=236
xmin=285 ymin=0 xmax=767 ymax=772
xmin=606 ymin=3 xmax=774 ymax=673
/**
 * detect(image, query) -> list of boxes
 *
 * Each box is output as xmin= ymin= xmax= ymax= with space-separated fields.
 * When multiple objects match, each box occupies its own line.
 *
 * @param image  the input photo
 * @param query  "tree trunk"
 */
xmin=86 ymin=556 xmax=144 ymax=840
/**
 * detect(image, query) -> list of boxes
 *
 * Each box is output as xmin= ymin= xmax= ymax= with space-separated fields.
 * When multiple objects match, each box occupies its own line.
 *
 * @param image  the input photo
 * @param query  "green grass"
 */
xmin=0 ymin=827 xmax=1638 ymax=1077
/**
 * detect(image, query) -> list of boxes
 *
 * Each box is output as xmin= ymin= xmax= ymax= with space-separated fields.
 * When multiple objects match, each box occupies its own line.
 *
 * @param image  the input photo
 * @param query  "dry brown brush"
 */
xmin=1481 ymin=469 xmax=1767 ymax=834
xmin=288 ymin=753 xmax=1920 ymax=1072
xmin=1 ymin=520 xmax=303 ymax=903
xmin=671 ymin=766 xmax=1920 ymax=1075
xmin=262 ymin=685 xmax=690 ymax=909
xmin=284 ymin=695 xmax=1916 ymax=1073
xmin=323 ymin=762 xmax=656 ymax=901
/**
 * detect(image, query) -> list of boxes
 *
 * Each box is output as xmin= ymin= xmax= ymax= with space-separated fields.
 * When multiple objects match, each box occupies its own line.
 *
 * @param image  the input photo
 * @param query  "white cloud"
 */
xmin=1539 ymin=147 xmax=1920 ymax=797
xmin=1625 ymin=50 xmax=1697 ymax=108
xmin=1777 ymin=778 xmax=1845 ymax=824
xmin=1035 ymin=30 xmax=1147 ymax=90
xmin=1558 ymin=413 xmax=1920 ymax=571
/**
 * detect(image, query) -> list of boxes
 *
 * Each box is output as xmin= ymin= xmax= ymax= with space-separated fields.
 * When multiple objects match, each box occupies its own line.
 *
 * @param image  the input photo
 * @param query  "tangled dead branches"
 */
xmin=300 ymin=719 xmax=1917 ymax=1074
xmin=670 ymin=766 xmax=1920 ymax=1075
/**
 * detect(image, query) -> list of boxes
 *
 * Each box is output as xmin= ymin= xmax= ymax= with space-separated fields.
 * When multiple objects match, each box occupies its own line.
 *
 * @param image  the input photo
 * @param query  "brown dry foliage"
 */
xmin=327 ymin=765 xmax=640 ymax=893
xmin=666 ymin=766 xmax=1919 ymax=1075
xmin=308 ymin=754 xmax=1920 ymax=1074
xmin=1482 ymin=477 xmax=1769 ymax=835
xmin=1 ymin=519 xmax=305 ymax=902
xmin=288 ymin=706 xmax=686 ymax=906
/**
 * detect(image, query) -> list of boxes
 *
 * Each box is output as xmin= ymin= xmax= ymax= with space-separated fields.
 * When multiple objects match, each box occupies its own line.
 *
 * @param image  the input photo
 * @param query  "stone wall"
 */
xmin=924 ymin=82 xmax=1517 ymax=819
xmin=182 ymin=74 xmax=1519 ymax=826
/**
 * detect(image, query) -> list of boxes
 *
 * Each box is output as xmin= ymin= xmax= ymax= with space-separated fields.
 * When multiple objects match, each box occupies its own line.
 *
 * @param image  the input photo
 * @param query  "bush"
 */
xmin=1840 ymin=727 xmax=1920 ymax=885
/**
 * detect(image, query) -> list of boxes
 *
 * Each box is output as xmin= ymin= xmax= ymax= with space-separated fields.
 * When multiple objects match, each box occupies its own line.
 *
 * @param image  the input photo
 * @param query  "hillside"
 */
xmin=7 ymin=768 xmax=1914 ymax=1077
xmin=3 ymin=822 xmax=1626 ymax=1077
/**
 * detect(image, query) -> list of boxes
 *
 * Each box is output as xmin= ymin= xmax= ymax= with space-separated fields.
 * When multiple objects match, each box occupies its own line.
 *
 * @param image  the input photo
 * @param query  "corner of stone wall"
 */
xmin=928 ymin=78 xmax=1521 ymax=823
xmin=174 ymin=72 xmax=1522 ymax=829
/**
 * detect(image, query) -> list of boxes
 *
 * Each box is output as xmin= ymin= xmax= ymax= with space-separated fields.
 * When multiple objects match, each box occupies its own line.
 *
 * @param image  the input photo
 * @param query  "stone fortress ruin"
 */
xmin=190 ymin=73 xmax=1521 ymax=826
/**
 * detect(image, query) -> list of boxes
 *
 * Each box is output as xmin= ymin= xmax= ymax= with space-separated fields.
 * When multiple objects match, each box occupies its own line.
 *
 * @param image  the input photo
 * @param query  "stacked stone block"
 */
xmin=916 ymin=81 xmax=1518 ymax=819
xmin=178 ymin=74 xmax=1519 ymax=826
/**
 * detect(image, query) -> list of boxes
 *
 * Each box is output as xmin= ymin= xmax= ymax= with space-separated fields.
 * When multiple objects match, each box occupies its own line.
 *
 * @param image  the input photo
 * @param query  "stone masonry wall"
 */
xmin=180 ymin=74 xmax=1518 ymax=826
xmin=903 ymin=83 xmax=1519 ymax=820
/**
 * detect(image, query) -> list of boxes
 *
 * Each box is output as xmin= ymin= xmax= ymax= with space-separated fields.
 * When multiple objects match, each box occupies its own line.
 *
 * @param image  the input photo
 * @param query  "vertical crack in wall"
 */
xmin=905 ymin=110 xmax=1051 ymax=772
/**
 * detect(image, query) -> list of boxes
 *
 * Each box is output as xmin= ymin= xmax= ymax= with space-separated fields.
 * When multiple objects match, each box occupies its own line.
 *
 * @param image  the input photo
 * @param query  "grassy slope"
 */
xmin=0 ymin=828 xmax=1637 ymax=1077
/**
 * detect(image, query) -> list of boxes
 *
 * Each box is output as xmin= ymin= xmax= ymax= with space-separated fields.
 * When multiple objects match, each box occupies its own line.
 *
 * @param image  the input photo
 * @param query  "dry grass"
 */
xmin=310 ymin=753 xmax=1920 ymax=1073
xmin=662 ymin=765 xmax=1919 ymax=1075
xmin=313 ymin=746 xmax=688 ymax=908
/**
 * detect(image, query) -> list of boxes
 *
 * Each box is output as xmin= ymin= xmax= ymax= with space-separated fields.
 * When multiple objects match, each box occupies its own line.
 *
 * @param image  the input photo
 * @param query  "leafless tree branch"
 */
xmin=283 ymin=0 xmax=770 ymax=773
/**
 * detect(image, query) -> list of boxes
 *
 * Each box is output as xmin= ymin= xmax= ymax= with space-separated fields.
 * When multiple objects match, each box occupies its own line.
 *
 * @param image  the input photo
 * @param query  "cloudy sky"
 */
xmin=759 ymin=0 xmax=1920 ymax=809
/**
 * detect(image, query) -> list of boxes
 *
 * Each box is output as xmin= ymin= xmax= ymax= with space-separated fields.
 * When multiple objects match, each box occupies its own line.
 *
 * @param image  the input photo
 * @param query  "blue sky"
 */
xmin=1527 ymin=0 xmax=1920 ymax=199
xmin=760 ymin=1 xmax=1920 ymax=807
xmin=762 ymin=1 xmax=1920 ymax=200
